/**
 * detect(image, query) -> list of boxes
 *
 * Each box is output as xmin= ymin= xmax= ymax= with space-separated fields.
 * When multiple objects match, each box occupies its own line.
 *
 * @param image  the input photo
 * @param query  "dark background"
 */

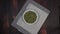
xmin=0 ymin=0 xmax=59 ymax=34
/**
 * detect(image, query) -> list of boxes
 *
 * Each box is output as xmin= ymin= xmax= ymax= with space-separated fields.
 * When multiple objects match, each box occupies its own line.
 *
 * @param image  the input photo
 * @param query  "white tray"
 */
xmin=11 ymin=0 xmax=50 ymax=34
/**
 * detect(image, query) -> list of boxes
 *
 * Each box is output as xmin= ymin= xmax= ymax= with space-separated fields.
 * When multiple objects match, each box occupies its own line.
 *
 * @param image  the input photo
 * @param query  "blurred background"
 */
xmin=0 ymin=0 xmax=59 ymax=34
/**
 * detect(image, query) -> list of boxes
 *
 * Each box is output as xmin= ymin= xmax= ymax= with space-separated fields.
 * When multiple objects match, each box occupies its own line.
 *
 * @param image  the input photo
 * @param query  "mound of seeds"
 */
xmin=24 ymin=11 xmax=37 ymax=23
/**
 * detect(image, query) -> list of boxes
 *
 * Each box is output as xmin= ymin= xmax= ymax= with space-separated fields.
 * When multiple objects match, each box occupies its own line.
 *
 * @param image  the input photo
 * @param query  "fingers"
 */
xmin=40 ymin=23 xmax=47 ymax=34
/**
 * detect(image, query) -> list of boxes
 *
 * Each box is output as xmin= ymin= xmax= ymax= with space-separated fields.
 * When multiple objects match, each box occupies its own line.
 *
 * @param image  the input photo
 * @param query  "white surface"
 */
xmin=17 ymin=3 xmax=49 ymax=34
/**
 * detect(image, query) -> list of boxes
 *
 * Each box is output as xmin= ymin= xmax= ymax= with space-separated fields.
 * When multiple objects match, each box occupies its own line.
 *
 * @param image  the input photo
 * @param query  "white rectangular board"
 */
xmin=11 ymin=0 xmax=50 ymax=34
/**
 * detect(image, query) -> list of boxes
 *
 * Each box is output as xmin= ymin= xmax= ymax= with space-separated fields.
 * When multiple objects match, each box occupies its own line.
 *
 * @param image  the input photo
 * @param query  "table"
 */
xmin=0 ymin=0 xmax=59 ymax=34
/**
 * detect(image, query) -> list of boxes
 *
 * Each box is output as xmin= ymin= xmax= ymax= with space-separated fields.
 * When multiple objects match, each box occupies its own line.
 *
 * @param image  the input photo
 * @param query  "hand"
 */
xmin=40 ymin=24 xmax=47 ymax=34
